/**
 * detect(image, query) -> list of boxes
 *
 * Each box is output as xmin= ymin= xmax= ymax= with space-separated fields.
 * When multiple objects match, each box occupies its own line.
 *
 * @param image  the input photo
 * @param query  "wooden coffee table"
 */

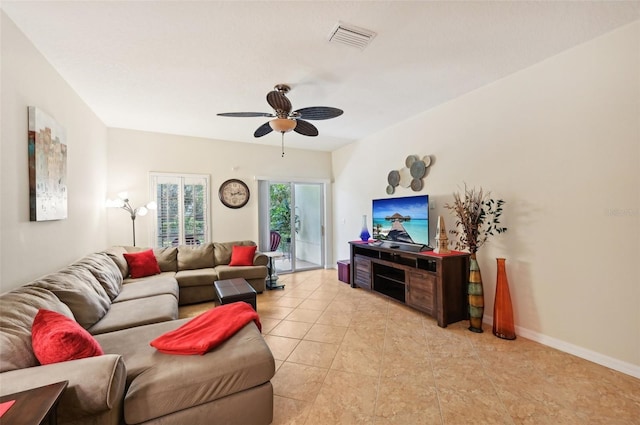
xmin=0 ymin=380 xmax=68 ymax=425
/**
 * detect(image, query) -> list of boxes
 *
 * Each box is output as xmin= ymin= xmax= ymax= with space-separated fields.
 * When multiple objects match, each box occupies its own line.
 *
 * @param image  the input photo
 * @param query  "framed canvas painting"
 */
xmin=28 ymin=106 xmax=67 ymax=221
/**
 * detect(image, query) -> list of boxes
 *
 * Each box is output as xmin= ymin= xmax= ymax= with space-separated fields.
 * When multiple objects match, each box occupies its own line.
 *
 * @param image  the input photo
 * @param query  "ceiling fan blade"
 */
xmin=217 ymin=112 xmax=274 ymax=117
xmin=254 ymin=122 xmax=273 ymax=138
xmin=293 ymin=119 xmax=319 ymax=137
xmin=266 ymin=91 xmax=292 ymax=114
xmin=294 ymin=106 xmax=343 ymax=120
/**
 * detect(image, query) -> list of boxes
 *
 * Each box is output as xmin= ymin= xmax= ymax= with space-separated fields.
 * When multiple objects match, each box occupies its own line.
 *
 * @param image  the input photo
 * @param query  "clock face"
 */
xmin=219 ymin=179 xmax=250 ymax=209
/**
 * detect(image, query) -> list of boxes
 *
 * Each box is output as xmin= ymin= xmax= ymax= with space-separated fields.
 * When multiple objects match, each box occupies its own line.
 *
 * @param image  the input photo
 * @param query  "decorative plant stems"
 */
xmin=444 ymin=185 xmax=507 ymax=253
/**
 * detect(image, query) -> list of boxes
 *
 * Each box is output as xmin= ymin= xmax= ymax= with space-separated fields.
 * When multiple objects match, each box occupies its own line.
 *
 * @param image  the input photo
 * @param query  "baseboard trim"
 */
xmin=484 ymin=315 xmax=640 ymax=379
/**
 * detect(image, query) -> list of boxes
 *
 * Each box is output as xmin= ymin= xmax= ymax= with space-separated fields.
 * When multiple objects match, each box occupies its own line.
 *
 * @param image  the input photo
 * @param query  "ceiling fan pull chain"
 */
xmin=281 ymin=132 xmax=285 ymax=157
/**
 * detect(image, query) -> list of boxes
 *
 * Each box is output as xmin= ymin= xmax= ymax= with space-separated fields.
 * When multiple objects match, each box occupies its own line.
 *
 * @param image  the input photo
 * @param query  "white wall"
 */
xmin=1 ymin=12 xmax=109 ymax=292
xmin=332 ymin=22 xmax=640 ymax=375
xmin=106 ymin=128 xmax=332 ymax=248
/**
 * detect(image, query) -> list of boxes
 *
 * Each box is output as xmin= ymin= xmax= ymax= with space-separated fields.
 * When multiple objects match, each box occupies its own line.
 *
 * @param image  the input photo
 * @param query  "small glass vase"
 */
xmin=493 ymin=258 xmax=516 ymax=340
xmin=359 ymin=214 xmax=371 ymax=242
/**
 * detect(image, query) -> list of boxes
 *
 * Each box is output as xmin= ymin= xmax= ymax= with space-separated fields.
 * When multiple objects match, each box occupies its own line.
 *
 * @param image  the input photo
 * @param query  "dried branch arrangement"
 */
xmin=444 ymin=185 xmax=507 ymax=254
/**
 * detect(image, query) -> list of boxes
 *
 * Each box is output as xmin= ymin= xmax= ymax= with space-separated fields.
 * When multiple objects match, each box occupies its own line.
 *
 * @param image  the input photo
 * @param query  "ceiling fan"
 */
xmin=217 ymin=84 xmax=343 ymax=156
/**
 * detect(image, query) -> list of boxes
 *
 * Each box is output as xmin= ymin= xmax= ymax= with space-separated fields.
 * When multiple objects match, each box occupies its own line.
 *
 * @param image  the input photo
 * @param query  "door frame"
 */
xmin=257 ymin=177 xmax=331 ymax=273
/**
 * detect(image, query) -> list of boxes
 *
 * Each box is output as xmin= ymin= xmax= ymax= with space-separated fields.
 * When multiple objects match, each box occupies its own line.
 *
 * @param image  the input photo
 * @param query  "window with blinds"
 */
xmin=150 ymin=173 xmax=210 ymax=247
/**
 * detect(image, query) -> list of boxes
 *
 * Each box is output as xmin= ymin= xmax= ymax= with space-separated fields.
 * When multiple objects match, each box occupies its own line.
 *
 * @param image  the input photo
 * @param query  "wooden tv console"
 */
xmin=349 ymin=241 xmax=470 ymax=328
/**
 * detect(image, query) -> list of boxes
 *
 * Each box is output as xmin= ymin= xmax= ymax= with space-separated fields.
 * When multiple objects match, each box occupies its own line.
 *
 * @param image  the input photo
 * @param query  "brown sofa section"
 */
xmin=0 ymin=242 xmax=275 ymax=425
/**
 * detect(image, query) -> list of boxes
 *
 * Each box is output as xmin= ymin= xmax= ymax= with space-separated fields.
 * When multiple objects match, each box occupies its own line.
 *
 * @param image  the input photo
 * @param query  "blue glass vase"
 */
xmin=359 ymin=215 xmax=371 ymax=242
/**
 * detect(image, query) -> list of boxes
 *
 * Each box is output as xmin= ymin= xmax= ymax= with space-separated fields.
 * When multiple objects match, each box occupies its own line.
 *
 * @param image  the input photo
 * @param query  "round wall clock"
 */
xmin=218 ymin=179 xmax=250 ymax=209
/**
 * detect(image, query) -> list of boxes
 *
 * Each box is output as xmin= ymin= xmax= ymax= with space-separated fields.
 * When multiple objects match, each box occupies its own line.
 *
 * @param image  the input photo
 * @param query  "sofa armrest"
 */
xmin=254 ymin=251 xmax=268 ymax=267
xmin=0 ymin=354 xmax=126 ymax=417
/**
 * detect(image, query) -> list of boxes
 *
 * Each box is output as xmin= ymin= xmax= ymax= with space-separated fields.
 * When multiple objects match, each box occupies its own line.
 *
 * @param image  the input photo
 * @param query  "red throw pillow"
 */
xmin=123 ymin=249 xmax=161 ymax=278
xmin=229 ymin=245 xmax=257 ymax=266
xmin=32 ymin=309 xmax=104 ymax=365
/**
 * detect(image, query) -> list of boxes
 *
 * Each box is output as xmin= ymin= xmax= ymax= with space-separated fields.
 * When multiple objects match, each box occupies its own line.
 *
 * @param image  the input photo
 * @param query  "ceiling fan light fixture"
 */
xmin=269 ymin=118 xmax=296 ymax=133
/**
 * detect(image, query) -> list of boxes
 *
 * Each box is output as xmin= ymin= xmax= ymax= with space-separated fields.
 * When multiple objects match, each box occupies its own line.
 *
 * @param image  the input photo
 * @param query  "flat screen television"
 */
xmin=372 ymin=195 xmax=430 ymax=250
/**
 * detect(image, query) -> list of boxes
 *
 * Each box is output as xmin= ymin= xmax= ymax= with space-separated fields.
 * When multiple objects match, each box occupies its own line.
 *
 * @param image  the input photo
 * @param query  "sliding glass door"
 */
xmin=262 ymin=181 xmax=324 ymax=273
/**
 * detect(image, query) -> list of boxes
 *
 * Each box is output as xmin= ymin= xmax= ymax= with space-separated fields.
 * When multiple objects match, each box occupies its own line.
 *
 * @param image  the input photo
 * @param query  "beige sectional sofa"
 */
xmin=0 ymin=241 xmax=274 ymax=425
xmin=109 ymin=240 xmax=269 ymax=304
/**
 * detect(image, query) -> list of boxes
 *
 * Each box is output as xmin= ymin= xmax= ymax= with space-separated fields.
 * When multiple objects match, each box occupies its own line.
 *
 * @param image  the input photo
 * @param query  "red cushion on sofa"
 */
xmin=123 ymin=249 xmax=161 ymax=278
xmin=150 ymin=302 xmax=261 ymax=355
xmin=32 ymin=309 xmax=104 ymax=365
xmin=228 ymin=245 xmax=256 ymax=266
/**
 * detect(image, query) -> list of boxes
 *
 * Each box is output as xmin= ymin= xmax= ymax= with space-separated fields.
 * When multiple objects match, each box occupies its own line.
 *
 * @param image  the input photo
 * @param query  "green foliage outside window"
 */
xmin=269 ymin=184 xmax=292 ymax=243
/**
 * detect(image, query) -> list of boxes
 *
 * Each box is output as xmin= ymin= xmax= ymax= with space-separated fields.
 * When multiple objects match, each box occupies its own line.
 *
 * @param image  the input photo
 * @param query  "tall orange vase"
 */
xmin=492 ymin=258 xmax=516 ymax=340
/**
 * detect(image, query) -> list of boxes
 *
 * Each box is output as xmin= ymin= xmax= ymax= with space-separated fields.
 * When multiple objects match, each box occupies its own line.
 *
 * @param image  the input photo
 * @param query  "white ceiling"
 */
xmin=2 ymin=1 xmax=639 ymax=152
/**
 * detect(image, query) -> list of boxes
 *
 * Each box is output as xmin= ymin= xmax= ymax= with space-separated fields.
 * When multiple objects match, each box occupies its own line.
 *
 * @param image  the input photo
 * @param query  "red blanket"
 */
xmin=150 ymin=302 xmax=261 ymax=355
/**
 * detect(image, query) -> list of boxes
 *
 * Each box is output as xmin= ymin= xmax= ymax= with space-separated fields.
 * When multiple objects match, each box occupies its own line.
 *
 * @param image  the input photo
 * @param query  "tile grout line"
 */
xmin=423 ymin=315 xmax=447 ymax=425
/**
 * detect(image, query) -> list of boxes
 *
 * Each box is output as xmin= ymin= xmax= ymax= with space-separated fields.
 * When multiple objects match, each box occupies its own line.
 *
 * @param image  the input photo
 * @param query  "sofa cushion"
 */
xmin=178 ymin=243 xmax=214 ymax=270
xmin=175 ymin=268 xmax=217 ymax=288
xmin=32 ymin=309 xmax=104 ymax=365
xmin=114 ymin=274 xmax=179 ymax=303
xmin=154 ymin=246 xmax=178 ymax=272
xmin=107 ymin=246 xmax=179 ymax=275
xmin=104 ymin=246 xmax=129 ymax=278
xmin=31 ymin=268 xmax=111 ymax=329
xmin=214 ymin=241 xmax=256 ymax=266
xmin=94 ymin=319 xmax=275 ymax=425
xmin=88 ymin=294 xmax=178 ymax=335
xmin=73 ymin=252 xmax=123 ymax=300
xmin=216 ymin=265 xmax=268 ymax=281
xmin=229 ymin=245 xmax=257 ymax=266
xmin=0 ymin=285 xmax=74 ymax=372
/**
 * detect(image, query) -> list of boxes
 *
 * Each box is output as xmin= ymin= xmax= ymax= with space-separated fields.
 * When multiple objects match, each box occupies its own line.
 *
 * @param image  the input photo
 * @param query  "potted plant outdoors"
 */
xmin=444 ymin=185 xmax=507 ymax=333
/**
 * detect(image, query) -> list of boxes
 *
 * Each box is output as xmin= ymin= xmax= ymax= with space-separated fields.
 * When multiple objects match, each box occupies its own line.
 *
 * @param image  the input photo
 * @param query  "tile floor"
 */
xmin=180 ymin=269 xmax=640 ymax=425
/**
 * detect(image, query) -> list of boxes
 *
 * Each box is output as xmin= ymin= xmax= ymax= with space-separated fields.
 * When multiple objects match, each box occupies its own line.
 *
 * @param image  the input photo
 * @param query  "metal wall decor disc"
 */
xmin=410 ymin=178 xmax=423 ymax=191
xmin=386 ymin=185 xmax=395 ymax=195
xmin=405 ymin=155 xmax=419 ymax=168
xmin=410 ymin=160 xmax=426 ymax=178
xmin=387 ymin=170 xmax=400 ymax=187
xmin=399 ymin=167 xmax=411 ymax=188
xmin=422 ymin=155 xmax=432 ymax=167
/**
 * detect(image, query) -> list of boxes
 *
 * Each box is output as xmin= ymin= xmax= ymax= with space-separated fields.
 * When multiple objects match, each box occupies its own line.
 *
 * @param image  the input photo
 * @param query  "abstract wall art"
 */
xmin=28 ymin=106 xmax=67 ymax=221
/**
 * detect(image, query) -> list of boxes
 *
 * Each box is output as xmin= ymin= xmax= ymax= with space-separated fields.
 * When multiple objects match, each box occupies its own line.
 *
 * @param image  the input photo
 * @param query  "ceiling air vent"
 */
xmin=329 ymin=22 xmax=376 ymax=50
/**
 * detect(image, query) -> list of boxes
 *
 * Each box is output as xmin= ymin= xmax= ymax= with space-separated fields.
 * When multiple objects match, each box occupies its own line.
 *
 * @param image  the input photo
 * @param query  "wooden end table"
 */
xmin=0 ymin=380 xmax=68 ymax=425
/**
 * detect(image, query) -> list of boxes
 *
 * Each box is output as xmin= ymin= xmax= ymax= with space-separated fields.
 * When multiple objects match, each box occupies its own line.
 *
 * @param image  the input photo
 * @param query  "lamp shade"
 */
xmin=269 ymin=118 xmax=296 ymax=133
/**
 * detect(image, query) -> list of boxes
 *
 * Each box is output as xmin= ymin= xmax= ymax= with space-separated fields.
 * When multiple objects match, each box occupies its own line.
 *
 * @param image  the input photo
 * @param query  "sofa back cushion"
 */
xmin=73 ymin=253 xmax=123 ymax=300
xmin=154 ymin=247 xmax=178 ymax=272
xmin=31 ymin=267 xmax=111 ymax=329
xmin=177 ymin=243 xmax=214 ymax=271
xmin=104 ymin=246 xmax=129 ymax=278
xmin=214 ymin=241 xmax=256 ymax=266
xmin=104 ymin=246 xmax=178 ymax=277
xmin=0 ymin=285 xmax=75 ymax=372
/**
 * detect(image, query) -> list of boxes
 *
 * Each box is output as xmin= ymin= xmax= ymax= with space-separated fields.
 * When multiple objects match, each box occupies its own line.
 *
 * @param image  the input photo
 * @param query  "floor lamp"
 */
xmin=106 ymin=192 xmax=157 ymax=246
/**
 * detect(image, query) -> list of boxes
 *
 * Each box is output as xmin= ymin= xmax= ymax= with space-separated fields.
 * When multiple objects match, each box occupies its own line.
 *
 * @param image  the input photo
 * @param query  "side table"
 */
xmin=263 ymin=251 xmax=284 ymax=290
xmin=214 ymin=278 xmax=257 ymax=310
xmin=0 ymin=380 xmax=68 ymax=425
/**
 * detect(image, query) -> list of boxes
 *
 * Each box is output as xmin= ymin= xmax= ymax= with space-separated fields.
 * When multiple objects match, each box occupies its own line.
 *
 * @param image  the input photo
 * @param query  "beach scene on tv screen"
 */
xmin=372 ymin=195 xmax=429 ymax=246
